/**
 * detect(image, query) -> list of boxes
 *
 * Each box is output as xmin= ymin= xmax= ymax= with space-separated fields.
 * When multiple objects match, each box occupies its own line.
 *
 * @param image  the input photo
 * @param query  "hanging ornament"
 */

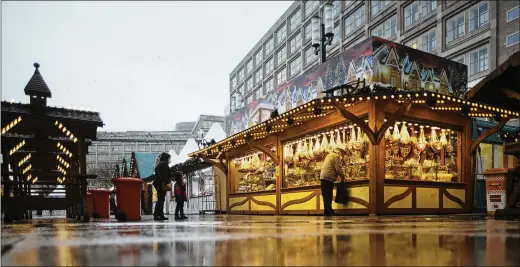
xmin=336 ymin=131 xmax=342 ymax=149
xmin=308 ymin=138 xmax=315 ymax=158
xmin=353 ymin=127 xmax=363 ymax=150
xmin=417 ymin=126 xmax=428 ymax=152
xmin=430 ymin=127 xmax=443 ymax=151
xmin=400 ymin=122 xmax=411 ymax=145
xmin=410 ymin=125 xmax=418 ymax=145
xmin=384 ymin=128 xmax=391 ymax=140
xmin=342 ymin=128 xmax=346 ymax=145
xmin=314 ymin=136 xmax=321 ymax=154
xmin=329 ymin=131 xmax=337 ymax=150
xmin=391 ymin=122 xmax=400 ymax=142
xmin=320 ymin=133 xmax=329 ymax=153
xmin=446 ymin=134 xmax=454 ymax=153
xmin=301 ymin=140 xmax=309 ymax=159
xmin=439 ymin=130 xmax=448 ymax=145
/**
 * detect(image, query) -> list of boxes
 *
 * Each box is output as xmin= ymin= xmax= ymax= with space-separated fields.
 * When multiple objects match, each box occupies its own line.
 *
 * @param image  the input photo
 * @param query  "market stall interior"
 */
xmin=190 ymin=37 xmax=520 ymax=216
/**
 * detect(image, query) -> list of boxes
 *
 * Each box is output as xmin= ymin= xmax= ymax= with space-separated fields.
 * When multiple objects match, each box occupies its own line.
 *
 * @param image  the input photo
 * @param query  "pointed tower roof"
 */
xmin=24 ymin=63 xmax=52 ymax=98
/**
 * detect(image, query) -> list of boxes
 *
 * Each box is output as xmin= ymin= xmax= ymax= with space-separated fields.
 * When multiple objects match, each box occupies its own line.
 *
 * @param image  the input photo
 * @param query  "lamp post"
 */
xmin=311 ymin=3 xmax=335 ymax=63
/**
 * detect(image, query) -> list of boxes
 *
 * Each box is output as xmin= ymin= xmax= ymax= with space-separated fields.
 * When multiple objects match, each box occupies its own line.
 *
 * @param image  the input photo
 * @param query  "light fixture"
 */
xmin=311 ymin=4 xmax=334 ymax=63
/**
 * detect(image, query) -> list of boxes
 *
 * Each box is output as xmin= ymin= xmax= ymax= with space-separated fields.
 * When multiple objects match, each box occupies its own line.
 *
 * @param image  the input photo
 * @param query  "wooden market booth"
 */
xmin=1 ymin=63 xmax=103 ymax=222
xmin=190 ymin=37 xmax=520 ymax=215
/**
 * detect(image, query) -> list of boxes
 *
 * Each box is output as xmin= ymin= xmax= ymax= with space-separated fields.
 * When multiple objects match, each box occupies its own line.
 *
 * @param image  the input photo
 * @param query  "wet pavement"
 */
xmin=1 ymin=214 xmax=520 ymax=266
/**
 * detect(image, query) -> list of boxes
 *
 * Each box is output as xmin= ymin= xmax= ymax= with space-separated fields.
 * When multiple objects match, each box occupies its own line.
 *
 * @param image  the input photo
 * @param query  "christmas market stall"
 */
xmin=190 ymin=37 xmax=520 ymax=216
xmin=120 ymin=152 xmax=158 ymax=215
xmin=1 ymin=63 xmax=103 ymax=222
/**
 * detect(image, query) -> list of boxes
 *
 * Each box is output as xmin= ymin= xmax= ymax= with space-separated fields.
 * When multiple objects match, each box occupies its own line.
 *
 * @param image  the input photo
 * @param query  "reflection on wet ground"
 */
xmin=1 ymin=215 xmax=519 ymax=266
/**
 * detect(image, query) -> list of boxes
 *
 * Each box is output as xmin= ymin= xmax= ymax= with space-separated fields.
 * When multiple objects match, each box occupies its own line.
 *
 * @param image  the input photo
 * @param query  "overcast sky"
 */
xmin=2 ymin=1 xmax=293 ymax=131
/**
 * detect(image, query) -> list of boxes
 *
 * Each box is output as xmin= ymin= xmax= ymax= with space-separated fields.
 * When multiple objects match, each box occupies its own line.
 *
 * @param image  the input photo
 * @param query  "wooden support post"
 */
xmin=245 ymin=140 xmax=280 ymax=165
xmin=332 ymin=102 xmax=376 ymax=144
xmin=374 ymin=101 xmax=412 ymax=144
xmin=368 ymin=100 xmax=386 ymax=215
xmin=276 ymin=136 xmax=282 ymax=215
xmin=201 ymin=156 xmax=228 ymax=176
xmin=79 ymin=132 xmax=89 ymax=222
xmin=468 ymin=118 xmax=510 ymax=155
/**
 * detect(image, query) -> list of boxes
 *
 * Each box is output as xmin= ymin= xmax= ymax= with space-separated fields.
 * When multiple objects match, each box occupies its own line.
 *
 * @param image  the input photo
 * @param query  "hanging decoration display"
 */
xmin=384 ymin=121 xmax=458 ymax=183
xmin=234 ymin=150 xmax=277 ymax=193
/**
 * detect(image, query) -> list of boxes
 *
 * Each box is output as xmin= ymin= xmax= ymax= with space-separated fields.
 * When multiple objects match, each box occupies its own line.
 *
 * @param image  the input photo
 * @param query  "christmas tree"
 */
xmin=122 ymin=158 xmax=129 ymax=177
xmin=113 ymin=164 xmax=120 ymax=179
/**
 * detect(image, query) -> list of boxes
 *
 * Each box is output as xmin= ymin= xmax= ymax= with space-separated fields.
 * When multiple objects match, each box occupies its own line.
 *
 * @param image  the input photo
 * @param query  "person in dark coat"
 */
xmin=153 ymin=152 xmax=172 ymax=221
xmin=173 ymin=172 xmax=187 ymax=220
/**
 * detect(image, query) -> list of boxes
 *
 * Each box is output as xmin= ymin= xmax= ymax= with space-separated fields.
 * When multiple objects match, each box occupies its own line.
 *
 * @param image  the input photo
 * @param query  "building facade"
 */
xmin=86 ymin=115 xmax=224 ymax=185
xmin=226 ymin=0 xmax=519 ymax=134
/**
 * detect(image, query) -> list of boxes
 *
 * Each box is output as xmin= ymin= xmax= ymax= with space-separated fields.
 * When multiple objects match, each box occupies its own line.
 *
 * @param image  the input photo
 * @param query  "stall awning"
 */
xmin=465 ymin=51 xmax=520 ymax=112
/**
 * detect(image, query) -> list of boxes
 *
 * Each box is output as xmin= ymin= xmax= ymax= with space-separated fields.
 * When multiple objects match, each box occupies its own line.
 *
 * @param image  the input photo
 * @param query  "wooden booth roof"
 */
xmin=466 ymin=51 xmax=520 ymax=112
xmin=190 ymin=88 xmax=520 ymax=159
xmin=1 ymin=63 xmax=104 ymax=184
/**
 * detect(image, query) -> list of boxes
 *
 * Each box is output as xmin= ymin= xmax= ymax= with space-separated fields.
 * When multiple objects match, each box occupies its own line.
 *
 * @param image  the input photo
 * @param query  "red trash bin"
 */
xmin=87 ymin=192 xmax=94 ymax=217
xmin=90 ymin=189 xmax=111 ymax=218
xmin=112 ymin=177 xmax=143 ymax=221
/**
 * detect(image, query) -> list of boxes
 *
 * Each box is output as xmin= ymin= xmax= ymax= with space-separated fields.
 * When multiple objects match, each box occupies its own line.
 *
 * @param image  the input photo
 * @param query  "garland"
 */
xmin=170 ymin=157 xmax=205 ymax=173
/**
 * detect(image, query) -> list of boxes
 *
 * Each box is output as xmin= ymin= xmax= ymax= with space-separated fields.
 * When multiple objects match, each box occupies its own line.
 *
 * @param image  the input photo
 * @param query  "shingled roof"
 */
xmin=1 ymin=102 xmax=103 ymax=125
xmin=24 ymin=63 xmax=51 ymax=98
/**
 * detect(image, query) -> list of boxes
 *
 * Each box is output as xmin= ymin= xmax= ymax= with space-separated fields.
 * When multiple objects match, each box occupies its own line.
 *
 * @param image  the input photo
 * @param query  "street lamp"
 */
xmin=312 ymin=3 xmax=334 ymax=63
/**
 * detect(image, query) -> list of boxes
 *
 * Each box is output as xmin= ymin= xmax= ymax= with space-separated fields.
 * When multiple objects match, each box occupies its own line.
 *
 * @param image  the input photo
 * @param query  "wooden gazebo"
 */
xmin=1 ymin=63 xmax=104 ymax=222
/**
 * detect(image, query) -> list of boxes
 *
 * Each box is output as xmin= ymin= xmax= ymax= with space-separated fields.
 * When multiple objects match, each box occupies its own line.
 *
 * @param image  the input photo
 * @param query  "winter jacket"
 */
xmin=174 ymin=181 xmax=187 ymax=203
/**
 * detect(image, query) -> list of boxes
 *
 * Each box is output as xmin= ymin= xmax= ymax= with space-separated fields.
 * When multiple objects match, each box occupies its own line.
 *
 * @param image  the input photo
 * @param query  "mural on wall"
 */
xmin=225 ymin=36 xmax=467 ymax=135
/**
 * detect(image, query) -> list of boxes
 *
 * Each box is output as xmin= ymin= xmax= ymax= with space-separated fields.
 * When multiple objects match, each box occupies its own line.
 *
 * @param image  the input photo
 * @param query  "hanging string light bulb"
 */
xmin=439 ymin=129 xmax=448 ymax=145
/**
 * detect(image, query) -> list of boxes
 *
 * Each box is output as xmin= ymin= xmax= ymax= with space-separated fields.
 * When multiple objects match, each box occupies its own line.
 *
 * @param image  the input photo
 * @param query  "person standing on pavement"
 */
xmin=173 ymin=172 xmax=188 ymax=220
xmin=320 ymin=147 xmax=346 ymax=216
xmin=153 ymin=152 xmax=172 ymax=221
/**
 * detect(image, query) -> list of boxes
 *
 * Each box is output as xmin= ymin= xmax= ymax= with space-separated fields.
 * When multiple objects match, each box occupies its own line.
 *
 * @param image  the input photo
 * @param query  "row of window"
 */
xmin=91 ymin=144 xmax=176 ymax=152
xmin=231 ymin=2 xmax=520 ymax=89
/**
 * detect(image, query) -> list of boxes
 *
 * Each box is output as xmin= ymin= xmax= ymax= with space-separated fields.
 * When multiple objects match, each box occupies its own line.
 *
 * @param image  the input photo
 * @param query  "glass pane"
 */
xmin=493 ymin=145 xmax=504 ymax=168
xmin=384 ymin=123 xmax=460 ymax=182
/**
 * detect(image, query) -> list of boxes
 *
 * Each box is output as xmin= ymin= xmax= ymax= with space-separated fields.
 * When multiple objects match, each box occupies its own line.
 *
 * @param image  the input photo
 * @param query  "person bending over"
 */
xmin=320 ymin=147 xmax=346 ymax=216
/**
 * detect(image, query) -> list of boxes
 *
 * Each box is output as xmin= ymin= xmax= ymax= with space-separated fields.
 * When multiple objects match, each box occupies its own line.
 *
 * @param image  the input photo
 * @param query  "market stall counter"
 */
xmin=189 ymin=37 xmax=520 ymax=215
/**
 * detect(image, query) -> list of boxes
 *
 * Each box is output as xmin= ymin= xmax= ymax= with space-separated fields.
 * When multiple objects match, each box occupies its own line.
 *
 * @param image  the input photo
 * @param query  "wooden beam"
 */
xmin=201 ymin=156 xmax=228 ymax=176
xmin=468 ymin=117 xmax=510 ymax=154
xmin=375 ymin=100 xmax=412 ymax=144
xmin=332 ymin=102 xmax=376 ymax=144
xmin=245 ymin=140 xmax=280 ymax=165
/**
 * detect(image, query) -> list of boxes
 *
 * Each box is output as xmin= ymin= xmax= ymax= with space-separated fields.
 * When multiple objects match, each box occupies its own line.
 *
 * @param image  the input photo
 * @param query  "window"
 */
xmin=98 ymin=145 xmax=107 ymax=152
xmin=289 ymin=33 xmax=302 ymax=54
xmin=371 ymin=0 xmax=392 ymax=18
xmin=246 ymin=78 xmax=253 ymax=92
xmin=238 ymin=68 xmax=244 ymax=82
xmin=304 ymin=22 xmax=313 ymax=41
xmin=422 ymin=0 xmax=436 ymax=17
xmin=254 ymin=69 xmax=263 ymax=85
xmin=470 ymin=46 xmax=488 ymax=74
xmin=507 ymin=6 xmax=519 ymax=22
xmin=231 ymin=95 xmax=236 ymax=111
xmin=304 ymin=46 xmax=317 ymax=66
xmin=138 ymin=144 xmax=147 ymax=151
xmin=264 ymin=57 xmax=274 ymax=75
xmin=231 ymin=76 xmax=237 ymax=88
xmin=246 ymin=60 xmax=253 ymax=75
xmin=305 ymin=0 xmax=319 ymax=17
xmin=255 ymin=88 xmax=261 ymax=100
xmin=421 ymin=28 xmax=436 ymax=53
xmin=238 ymin=85 xmax=244 ymax=95
xmin=254 ymin=50 xmax=263 ymax=66
xmin=276 ymin=24 xmax=287 ymax=45
xmin=446 ymin=13 xmax=465 ymax=43
xmin=289 ymin=9 xmax=302 ymax=32
xmin=276 ymin=46 xmax=287 ymax=66
xmin=453 ymin=56 xmax=465 ymax=65
xmin=332 ymin=0 xmax=341 ymax=17
xmin=265 ymin=78 xmax=274 ymax=93
xmin=506 ymin=31 xmax=520 ymax=47
xmin=331 ymin=23 xmax=340 ymax=45
xmin=345 ymin=6 xmax=365 ymax=36
xmin=404 ymin=1 xmax=420 ymax=27
xmin=265 ymin=38 xmax=274 ymax=55
xmin=407 ymin=38 xmax=418 ymax=49
xmin=289 ymin=56 xmax=302 ymax=77
xmin=469 ymin=2 xmax=488 ymax=32
xmin=371 ymin=15 xmax=397 ymax=39
xmin=276 ymin=67 xmax=287 ymax=86
xmin=112 ymin=145 xmax=120 ymax=152
xmin=246 ymin=95 xmax=252 ymax=105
